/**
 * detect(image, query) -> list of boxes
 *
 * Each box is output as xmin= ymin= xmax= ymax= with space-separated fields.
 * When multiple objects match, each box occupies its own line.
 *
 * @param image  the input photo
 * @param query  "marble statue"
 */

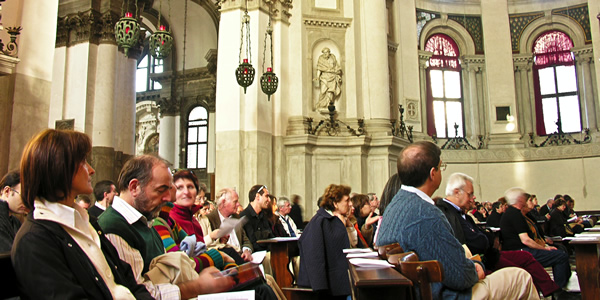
xmin=315 ymin=47 xmax=342 ymax=109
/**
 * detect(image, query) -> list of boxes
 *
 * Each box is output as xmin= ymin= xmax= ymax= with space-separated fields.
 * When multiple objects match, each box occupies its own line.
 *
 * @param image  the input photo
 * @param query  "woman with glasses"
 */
xmin=298 ymin=184 xmax=352 ymax=299
xmin=12 ymin=129 xmax=152 ymax=299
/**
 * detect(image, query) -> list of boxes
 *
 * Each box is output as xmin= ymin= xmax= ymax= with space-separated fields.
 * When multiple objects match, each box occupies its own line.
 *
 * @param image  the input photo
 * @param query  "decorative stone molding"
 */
xmin=552 ymin=4 xmax=591 ymax=43
xmin=55 ymin=119 xmax=75 ymax=130
xmin=304 ymin=18 xmax=351 ymax=28
xmin=69 ymin=9 xmax=102 ymax=45
xmin=99 ymin=11 xmax=119 ymax=44
xmin=157 ymin=97 xmax=179 ymax=117
xmin=205 ymin=49 xmax=218 ymax=75
xmin=441 ymin=143 xmax=600 ymax=163
xmin=405 ymin=99 xmax=420 ymax=122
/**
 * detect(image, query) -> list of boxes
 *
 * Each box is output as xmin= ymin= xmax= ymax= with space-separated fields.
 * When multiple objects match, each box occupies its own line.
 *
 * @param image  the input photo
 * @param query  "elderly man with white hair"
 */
xmin=276 ymin=197 xmax=300 ymax=237
xmin=499 ymin=187 xmax=572 ymax=291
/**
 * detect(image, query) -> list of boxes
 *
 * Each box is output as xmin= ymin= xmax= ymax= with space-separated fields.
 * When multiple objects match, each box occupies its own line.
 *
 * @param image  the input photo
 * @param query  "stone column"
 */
xmin=361 ymin=0 xmax=391 ymax=135
xmin=215 ymin=1 xmax=289 ymax=195
xmin=158 ymin=98 xmax=179 ymax=166
xmin=573 ymin=47 xmax=597 ymax=131
xmin=513 ymin=55 xmax=533 ymax=135
xmin=418 ymin=51 xmax=432 ymax=134
xmin=462 ymin=56 xmax=485 ymax=139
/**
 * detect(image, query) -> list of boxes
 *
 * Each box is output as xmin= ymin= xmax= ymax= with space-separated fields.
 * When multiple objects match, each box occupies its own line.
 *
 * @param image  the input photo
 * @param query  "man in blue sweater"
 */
xmin=377 ymin=141 xmax=538 ymax=299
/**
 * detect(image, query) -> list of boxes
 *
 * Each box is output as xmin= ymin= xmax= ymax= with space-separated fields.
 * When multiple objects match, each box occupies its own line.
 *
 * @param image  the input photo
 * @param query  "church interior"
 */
xmin=2 ymin=0 xmax=600 ymax=217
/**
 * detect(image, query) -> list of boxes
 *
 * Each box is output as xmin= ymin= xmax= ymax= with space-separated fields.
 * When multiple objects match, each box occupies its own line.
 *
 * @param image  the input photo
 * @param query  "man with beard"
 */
xmin=98 ymin=155 xmax=233 ymax=299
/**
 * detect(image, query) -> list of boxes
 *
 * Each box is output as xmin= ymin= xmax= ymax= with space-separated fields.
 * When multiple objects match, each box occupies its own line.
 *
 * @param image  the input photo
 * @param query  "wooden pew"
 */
xmin=388 ymin=252 xmax=444 ymax=300
xmin=570 ymin=236 xmax=600 ymax=300
xmin=347 ymin=256 xmax=412 ymax=300
xmin=257 ymin=237 xmax=313 ymax=300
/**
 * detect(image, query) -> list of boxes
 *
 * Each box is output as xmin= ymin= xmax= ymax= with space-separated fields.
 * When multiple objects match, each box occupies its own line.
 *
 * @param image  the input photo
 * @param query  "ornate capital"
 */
xmin=157 ymin=97 xmax=180 ymax=117
xmin=99 ymin=11 xmax=119 ymax=44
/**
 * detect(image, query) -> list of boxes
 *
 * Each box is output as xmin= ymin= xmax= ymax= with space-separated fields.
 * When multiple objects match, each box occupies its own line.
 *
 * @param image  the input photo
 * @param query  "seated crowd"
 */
xmin=0 ymin=130 xmax=592 ymax=299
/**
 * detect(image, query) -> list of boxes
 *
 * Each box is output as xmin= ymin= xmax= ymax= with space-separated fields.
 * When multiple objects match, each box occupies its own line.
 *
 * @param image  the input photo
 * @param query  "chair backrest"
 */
xmin=388 ymin=251 xmax=444 ymax=300
xmin=377 ymin=243 xmax=404 ymax=260
xmin=0 ymin=251 xmax=20 ymax=299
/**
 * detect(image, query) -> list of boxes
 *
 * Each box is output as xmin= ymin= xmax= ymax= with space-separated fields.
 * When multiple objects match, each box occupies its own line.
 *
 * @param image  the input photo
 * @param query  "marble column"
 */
xmin=462 ymin=56 xmax=485 ymax=139
xmin=573 ymin=47 xmax=597 ymax=131
xmin=480 ymin=0 xmax=519 ymax=136
xmin=513 ymin=55 xmax=533 ymax=136
xmin=418 ymin=51 xmax=432 ymax=134
xmin=361 ymin=0 xmax=391 ymax=135
xmin=158 ymin=98 xmax=179 ymax=166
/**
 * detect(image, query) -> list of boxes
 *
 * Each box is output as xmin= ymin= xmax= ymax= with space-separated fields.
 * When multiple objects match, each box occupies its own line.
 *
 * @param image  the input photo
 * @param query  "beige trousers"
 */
xmin=471 ymin=267 xmax=540 ymax=300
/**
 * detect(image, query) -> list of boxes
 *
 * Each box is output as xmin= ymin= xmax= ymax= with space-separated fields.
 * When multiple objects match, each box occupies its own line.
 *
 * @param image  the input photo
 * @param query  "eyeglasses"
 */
xmin=439 ymin=162 xmax=447 ymax=171
xmin=257 ymin=185 xmax=267 ymax=194
xmin=10 ymin=188 xmax=20 ymax=196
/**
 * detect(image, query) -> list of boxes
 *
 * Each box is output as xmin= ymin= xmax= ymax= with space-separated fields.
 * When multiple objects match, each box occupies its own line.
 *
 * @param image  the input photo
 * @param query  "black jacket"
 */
xmin=239 ymin=205 xmax=275 ymax=252
xmin=11 ymin=212 xmax=152 ymax=300
xmin=0 ymin=200 xmax=21 ymax=252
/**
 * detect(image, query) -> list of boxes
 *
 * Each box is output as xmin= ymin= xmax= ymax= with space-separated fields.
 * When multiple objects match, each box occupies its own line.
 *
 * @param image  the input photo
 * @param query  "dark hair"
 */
xmin=563 ymin=194 xmax=573 ymax=203
xmin=319 ymin=184 xmax=351 ymax=211
xmin=492 ymin=201 xmax=503 ymax=210
xmin=248 ymin=184 xmax=266 ymax=202
xmin=198 ymin=182 xmax=207 ymax=193
xmin=173 ymin=169 xmax=199 ymax=191
xmin=20 ymin=129 xmax=92 ymax=210
xmin=76 ymin=194 xmax=92 ymax=204
xmin=118 ymin=155 xmax=169 ymax=192
xmin=0 ymin=169 xmax=20 ymax=188
xmin=554 ymin=194 xmax=563 ymax=201
xmin=351 ymin=194 xmax=370 ymax=218
xmin=379 ymin=173 xmax=402 ymax=215
xmin=554 ymin=198 xmax=567 ymax=208
xmin=93 ymin=180 xmax=115 ymax=201
xmin=397 ymin=141 xmax=441 ymax=188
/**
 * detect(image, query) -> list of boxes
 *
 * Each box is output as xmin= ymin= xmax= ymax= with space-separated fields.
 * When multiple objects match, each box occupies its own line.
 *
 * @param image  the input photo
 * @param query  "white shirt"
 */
xmin=401 ymin=185 xmax=435 ymax=205
xmin=279 ymin=214 xmax=299 ymax=237
xmin=217 ymin=210 xmax=252 ymax=254
xmin=94 ymin=201 xmax=106 ymax=211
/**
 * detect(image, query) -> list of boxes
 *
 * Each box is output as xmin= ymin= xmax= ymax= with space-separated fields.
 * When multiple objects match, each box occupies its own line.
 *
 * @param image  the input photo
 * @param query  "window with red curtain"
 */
xmin=532 ymin=31 xmax=581 ymax=135
xmin=425 ymin=34 xmax=464 ymax=138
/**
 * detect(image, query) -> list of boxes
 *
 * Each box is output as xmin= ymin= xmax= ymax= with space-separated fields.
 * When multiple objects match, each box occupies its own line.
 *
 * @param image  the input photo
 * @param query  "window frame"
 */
xmin=186 ymin=106 xmax=209 ymax=170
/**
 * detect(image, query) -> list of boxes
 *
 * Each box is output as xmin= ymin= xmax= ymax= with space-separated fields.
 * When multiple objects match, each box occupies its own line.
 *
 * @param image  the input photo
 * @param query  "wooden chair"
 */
xmin=387 ymin=251 xmax=443 ymax=300
xmin=377 ymin=243 xmax=404 ymax=260
xmin=0 ymin=251 xmax=20 ymax=299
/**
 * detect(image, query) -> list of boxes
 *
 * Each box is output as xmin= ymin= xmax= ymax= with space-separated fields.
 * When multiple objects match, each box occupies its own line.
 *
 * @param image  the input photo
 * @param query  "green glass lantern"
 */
xmin=149 ymin=25 xmax=173 ymax=59
xmin=114 ymin=12 xmax=140 ymax=56
xmin=236 ymin=58 xmax=255 ymax=94
xmin=260 ymin=67 xmax=278 ymax=101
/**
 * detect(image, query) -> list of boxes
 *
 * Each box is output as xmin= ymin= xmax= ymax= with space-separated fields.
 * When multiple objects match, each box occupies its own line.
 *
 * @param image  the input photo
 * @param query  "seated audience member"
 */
xmin=539 ymin=198 xmax=554 ymax=219
xmin=373 ymin=173 xmax=402 ymax=246
xmin=276 ymin=197 xmax=300 ymax=237
xmin=437 ymin=173 xmax=561 ymax=298
xmin=367 ymin=192 xmax=380 ymax=215
xmin=266 ymin=194 xmax=287 ymax=237
xmin=350 ymin=194 xmax=380 ymax=247
xmin=0 ymin=170 xmax=27 ymax=251
xmin=192 ymin=182 xmax=208 ymax=222
xmin=75 ymin=194 xmax=92 ymax=210
xmin=563 ymin=196 xmax=586 ymax=230
xmin=549 ymin=199 xmax=571 ymax=238
xmin=500 ymin=188 xmax=572 ymax=290
xmin=89 ymin=180 xmax=117 ymax=218
xmin=298 ymin=184 xmax=353 ymax=299
xmin=169 ymin=170 xmax=213 ymax=245
xmin=12 ymin=129 xmax=152 ymax=299
xmin=485 ymin=201 xmax=505 ymax=227
xmin=472 ymin=203 xmax=487 ymax=223
xmin=239 ymin=185 xmax=275 ymax=252
xmin=98 ymin=155 xmax=235 ymax=299
xmin=377 ymin=141 xmax=538 ymax=299
xmin=288 ymin=194 xmax=304 ymax=230
xmin=152 ymin=182 xmax=237 ymax=273
xmin=202 ymin=188 xmax=254 ymax=265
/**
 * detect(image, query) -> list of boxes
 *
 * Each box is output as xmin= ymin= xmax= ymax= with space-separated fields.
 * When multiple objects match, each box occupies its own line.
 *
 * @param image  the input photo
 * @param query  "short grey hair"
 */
xmin=505 ymin=187 xmax=526 ymax=205
xmin=277 ymin=197 xmax=290 ymax=209
xmin=445 ymin=173 xmax=474 ymax=196
xmin=216 ymin=188 xmax=235 ymax=207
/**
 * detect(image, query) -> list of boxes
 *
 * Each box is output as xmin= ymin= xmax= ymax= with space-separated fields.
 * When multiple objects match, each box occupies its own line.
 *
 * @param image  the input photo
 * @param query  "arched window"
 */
xmin=425 ymin=34 xmax=464 ymax=138
xmin=186 ymin=106 xmax=208 ymax=169
xmin=532 ymin=31 xmax=580 ymax=135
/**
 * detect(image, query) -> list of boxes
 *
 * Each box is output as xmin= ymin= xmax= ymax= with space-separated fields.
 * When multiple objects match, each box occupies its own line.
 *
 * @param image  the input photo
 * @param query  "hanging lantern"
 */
xmin=260 ymin=67 xmax=278 ymax=101
xmin=236 ymin=5 xmax=254 ymax=93
xmin=149 ymin=25 xmax=173 ymax=59
xmin=236 ymin=58 xmax=255 ymax=93
xmin=114 ymin=12 xmax=140 ymax=56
